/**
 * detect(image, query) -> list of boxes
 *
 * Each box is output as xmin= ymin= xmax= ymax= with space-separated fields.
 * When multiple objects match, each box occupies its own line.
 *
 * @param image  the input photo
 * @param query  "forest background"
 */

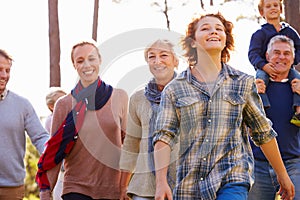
xmin=0 ymin=0 xmax=299 ymax=199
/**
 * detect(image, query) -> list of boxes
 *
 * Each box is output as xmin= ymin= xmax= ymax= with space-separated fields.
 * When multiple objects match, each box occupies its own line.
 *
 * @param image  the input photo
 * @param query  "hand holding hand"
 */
xmin=119 ymin=186 xmax=130 ymax=200
xmin=39 ymin=190 xmax=52 ymax=200
xmin=155 ymin=181 xmax=173 ymax=200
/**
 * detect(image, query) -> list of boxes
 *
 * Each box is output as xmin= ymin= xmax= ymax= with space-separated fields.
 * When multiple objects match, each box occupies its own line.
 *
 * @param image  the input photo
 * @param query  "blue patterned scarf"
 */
xmin=144 ymin=73 xmax=176 ymax=187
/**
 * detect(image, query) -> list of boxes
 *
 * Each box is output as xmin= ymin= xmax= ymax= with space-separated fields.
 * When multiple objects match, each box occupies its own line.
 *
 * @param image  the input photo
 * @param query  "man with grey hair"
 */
xmin=249 ymin=35 xmax=300 ymax=200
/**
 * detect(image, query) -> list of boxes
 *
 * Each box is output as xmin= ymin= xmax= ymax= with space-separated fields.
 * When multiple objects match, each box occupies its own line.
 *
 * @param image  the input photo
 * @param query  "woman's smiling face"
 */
xmin=72 ymin=44 xmax=101 ymax=87
xmin=193 ymin=16 xmax=226 ymax=54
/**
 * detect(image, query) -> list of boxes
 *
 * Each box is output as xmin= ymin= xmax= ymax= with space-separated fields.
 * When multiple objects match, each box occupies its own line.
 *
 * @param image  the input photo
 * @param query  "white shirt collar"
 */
xmin=269 ymin=78 xmax=289 ymax=82
xmin=0 ymin=89 xmax=8 ymax=100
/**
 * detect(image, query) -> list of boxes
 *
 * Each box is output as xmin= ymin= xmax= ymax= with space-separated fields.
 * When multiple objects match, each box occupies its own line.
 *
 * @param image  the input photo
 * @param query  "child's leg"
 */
xmin=288 ymin=68 xmax=300 ymax=126
xmin=256 ymin=69 xmax=271 ymax=108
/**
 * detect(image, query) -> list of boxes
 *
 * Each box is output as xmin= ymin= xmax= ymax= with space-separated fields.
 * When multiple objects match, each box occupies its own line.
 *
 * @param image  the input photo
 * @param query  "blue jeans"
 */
xmin=216 ymin=182 xmax=249 ymax=200
xmin=132 ymin=195 xmax=154 ymax=200
xmin=256 ymin=68 xmax=300 ymax=109
xmin=248 ymin=158 xmax=300 ymax=200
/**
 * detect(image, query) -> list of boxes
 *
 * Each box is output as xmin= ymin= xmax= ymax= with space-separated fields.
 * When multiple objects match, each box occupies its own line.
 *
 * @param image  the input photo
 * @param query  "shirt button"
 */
xmin=200 ymin=177 xmax=204 ymax=181
xmin=208 ymin=119 xmax=211 ymax=123
xmin=203 ymin=158 xmax=206 ymax=161
xmin=206 ymin=139 xmax=209 ymax=142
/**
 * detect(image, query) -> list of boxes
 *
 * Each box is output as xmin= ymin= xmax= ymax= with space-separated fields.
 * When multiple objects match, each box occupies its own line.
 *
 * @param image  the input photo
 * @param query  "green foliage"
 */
xmin=23 ymin=194 xmax=40 ymax=200
xmin=24 ymin=136 xmax=40 ymax=199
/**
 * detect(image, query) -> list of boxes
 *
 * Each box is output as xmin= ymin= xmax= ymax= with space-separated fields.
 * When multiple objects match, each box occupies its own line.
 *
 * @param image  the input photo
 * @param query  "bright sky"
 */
xmin=0 ymin=0 xmax=259 ymax=118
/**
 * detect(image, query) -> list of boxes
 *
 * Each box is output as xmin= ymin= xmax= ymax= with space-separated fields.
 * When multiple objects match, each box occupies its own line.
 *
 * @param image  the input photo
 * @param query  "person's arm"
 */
xmin=152 ymin=85 xmax=179 ymax=200
xmin=120 ymin=171 xmax=131 ymax=200
xmin=119 ymin=133 xmax=140 ymax=199
xmin=154 ymin=141 xmax=172 ymax=200
xmin=39 ymin=96 xmax=69 ymax=200
xmin=118 ymin=88 xmax=130 ymax=199
xmin=39 ymin=163 xmax=62 ymax=200
xmin=248 ymin=30 xmax=268 ymax=70
xmin=260 ymin=138 xmax=295 ymax=200
xmin=39 ymin=190 xmax=51 ymax=200
xmin=288 ymin=27 xmax=300 ymax=65
xmin=119 ymin=89 xmax=129 ymax=143
xmin=24 ymin=99 xmax=49 ymax=154
xmin=246 ymin=79 xmax=295 ymax=200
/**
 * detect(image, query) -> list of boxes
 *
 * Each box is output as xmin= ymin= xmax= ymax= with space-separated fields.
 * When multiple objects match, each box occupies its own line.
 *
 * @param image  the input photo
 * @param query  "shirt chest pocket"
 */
xmin=222 ymin=93 xmax=245 ymax=105
xmin=222 ymin=92 xmax=246 ymax=127
xmin=175 ymin=96 xmax=204 ymax=124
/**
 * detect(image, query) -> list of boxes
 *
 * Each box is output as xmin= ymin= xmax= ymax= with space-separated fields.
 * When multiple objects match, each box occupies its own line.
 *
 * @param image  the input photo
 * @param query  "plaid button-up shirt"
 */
xmin=153 ymin=64 xmax=277 ymax=200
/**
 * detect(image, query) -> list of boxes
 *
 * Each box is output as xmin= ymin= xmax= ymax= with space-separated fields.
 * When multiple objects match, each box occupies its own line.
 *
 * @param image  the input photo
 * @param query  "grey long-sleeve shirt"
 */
xmin=0 ymin=90 xmax=49 ymax=186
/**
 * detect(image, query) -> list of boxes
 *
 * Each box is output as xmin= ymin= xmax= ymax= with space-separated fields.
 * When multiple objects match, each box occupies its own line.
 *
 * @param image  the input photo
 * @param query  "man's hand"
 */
xmin=255 ymin=79 xmax=266 ymax=94
xmin=291 ymin=78 xmax=300 ymax=94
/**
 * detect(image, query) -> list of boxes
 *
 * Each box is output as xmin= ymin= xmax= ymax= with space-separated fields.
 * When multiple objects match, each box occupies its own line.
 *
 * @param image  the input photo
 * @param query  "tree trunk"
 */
xmin=92 ymin=0 xmax=99 ymax=41
xmin=48 ymin=0 xmax=61 ymax=87
xmin=163 ymin=0 xmax=170 ymax=30
xmin=200 ymin=0 xmax=204 ymax=9
xmin=284 ymin=0 xmax=300 ymax=33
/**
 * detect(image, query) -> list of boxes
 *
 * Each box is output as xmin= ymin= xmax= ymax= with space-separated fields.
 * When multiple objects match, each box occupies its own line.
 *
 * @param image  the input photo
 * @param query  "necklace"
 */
xmin=192 ymin=66 xmax=221 ymax=95
xmin=192 ymin=66 xmax=219 ymax=83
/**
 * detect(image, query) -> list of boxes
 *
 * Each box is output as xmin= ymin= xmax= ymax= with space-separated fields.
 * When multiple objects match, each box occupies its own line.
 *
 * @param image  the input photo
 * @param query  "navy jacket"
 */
xmin=248 ymin=22 xmax=300 ymax=70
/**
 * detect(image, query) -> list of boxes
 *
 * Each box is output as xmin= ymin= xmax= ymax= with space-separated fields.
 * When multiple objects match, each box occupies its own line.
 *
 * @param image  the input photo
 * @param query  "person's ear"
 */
xmin=173 ymin=54 xmax=179 ymax=68
xmin=266 ymin=52 xmax=269 ymax=61
xmin=191 ymin=40 xmax=198 ymax=48
xmin=48 ymin=104 xmax=54 ymax=113
xmin=280 ymin=3 xmax=283 ymax=13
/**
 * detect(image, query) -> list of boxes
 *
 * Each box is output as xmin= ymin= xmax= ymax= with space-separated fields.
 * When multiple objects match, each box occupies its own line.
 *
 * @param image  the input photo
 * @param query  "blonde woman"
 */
xmin=119 ymin=39 xmax=179 ymax=200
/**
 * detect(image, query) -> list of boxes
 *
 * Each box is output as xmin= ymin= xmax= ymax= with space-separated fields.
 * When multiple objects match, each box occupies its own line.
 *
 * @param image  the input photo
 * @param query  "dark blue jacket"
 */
xmin=248 ymin=22 xmax=300 ymax=70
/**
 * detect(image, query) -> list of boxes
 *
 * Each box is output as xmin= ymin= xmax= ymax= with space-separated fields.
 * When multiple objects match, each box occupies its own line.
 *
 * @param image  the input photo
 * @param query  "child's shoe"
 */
xmin=290 ymin=112 xmax=300 ymax=127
